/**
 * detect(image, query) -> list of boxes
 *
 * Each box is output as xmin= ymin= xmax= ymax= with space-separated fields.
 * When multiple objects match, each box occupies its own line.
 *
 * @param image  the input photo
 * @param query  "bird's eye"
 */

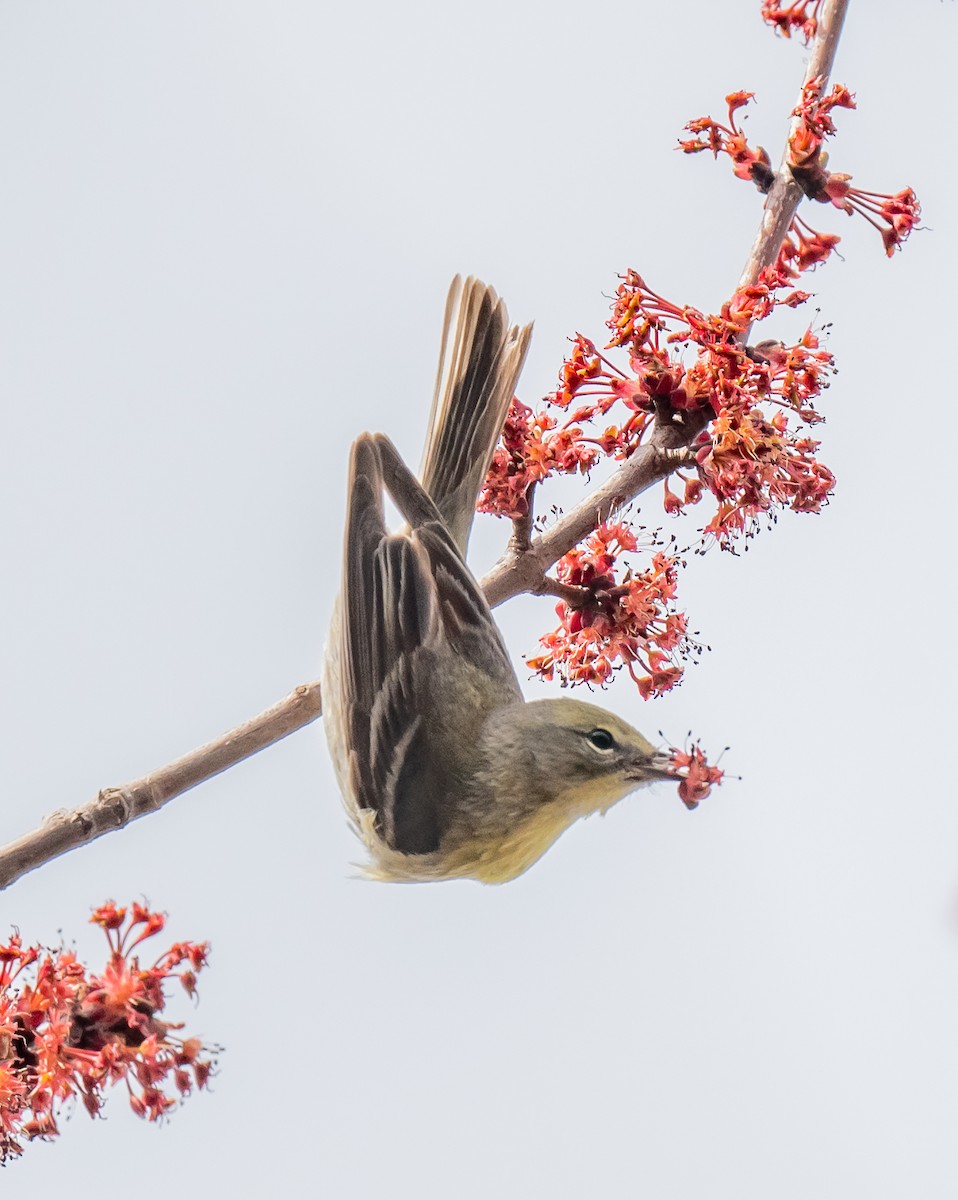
xmin=587 ymin=728 xmax=616 ymax=752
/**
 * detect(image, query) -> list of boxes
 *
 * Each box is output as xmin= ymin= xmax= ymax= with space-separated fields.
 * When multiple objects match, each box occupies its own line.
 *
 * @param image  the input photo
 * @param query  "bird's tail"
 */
xmin=418 ymin=276 xmax=532 ymax=555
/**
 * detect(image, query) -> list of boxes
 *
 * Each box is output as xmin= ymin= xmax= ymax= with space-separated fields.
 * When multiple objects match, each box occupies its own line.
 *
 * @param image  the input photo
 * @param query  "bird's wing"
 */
xmin=418 ymin=276 xmax=532 ymax=555
xmin=341 ymin=435 xmax=521 ymax=855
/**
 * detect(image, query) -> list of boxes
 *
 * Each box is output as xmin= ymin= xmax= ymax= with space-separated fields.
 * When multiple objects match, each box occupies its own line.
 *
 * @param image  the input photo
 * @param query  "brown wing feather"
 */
xmin=339 ymin=435 xmax=521 ymax=855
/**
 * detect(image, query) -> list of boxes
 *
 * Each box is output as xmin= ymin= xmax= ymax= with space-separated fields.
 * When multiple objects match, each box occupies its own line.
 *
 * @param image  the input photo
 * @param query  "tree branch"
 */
xmin=508 ymin=481 xmax=537 ymax=554
xmin=738 ymin=0 xmax=849 ymax=295
xmin=0 ymin=0 xmax=850 ymax=891
xmin=483 ymin=0 xmax=849 ymax=609
xmin=480 ymin=436 xmax=700 ymax=609
xmin=0 ymin=684 xmax=323 ymax=890
xmin=537 ymin=576 xmax=593 ymax=607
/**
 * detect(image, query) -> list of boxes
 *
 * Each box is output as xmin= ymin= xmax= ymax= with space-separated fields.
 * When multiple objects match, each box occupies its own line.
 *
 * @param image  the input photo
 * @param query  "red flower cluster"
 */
xmin=0 ymin=902 xmax=213 ymax=1163
xmin=810 ymin=178 xmax=920 ymax=257
xmin=788 ymin=77 xmax=921 ymax=256
xmin=696 ymin=405 xmax=835 ymax=546
xmin=789 ymin=75 xmax=856 ymax=151
xmin=682 ymin=80 xmax=920 ymax=258
xmin=481 ymin=264 xmax=835 ymax=690
xmin=479 ymin=28 xmax=918 ymax=709
xmin=669 ymin=745 xmax=725 ymax=809
xmin=526 ymin=522 xmax=691 ymax=698
xmin=761 ymin=1 xmax=821 ymax=41
xmin=679 ymin=92 xmax=774 ymax=192
xmin=479 ymin=327 xmax=680 ymax=521
xmin=478 ymin=396 xmax=599 ymax=519
xmin=776 ymin=215 xmax=843 ymax=277
xmin=601 ymin=270 xmax=836 ymax=545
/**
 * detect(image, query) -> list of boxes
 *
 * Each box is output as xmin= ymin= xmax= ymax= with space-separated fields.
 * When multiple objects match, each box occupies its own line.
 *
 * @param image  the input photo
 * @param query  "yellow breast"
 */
xmin=448 ymin=776 xmax=632 ymax=883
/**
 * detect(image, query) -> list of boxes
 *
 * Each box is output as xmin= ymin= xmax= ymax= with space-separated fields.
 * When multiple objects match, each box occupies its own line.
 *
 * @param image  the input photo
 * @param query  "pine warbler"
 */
xmin=323 ymin=277 xmax=674 ymax=882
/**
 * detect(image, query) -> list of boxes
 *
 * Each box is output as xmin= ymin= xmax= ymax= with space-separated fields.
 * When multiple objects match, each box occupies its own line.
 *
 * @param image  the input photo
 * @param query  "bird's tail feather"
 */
xmin=418 ymin=276 xmax=532 ymax=554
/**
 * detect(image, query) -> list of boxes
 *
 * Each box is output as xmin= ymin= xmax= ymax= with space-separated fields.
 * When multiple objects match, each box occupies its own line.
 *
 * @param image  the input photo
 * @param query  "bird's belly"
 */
xmin=450 ymin=778 xmax=631 ymax=883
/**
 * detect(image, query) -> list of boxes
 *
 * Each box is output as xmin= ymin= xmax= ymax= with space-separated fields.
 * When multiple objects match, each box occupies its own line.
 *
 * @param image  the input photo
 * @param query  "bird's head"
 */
xmin=481 ymin=697 xmax=675 ymax=820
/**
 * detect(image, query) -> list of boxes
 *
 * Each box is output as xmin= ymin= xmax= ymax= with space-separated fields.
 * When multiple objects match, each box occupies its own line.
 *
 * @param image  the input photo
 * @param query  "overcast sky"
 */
xmin=2 ymin=2 xmax=956 ymax=1196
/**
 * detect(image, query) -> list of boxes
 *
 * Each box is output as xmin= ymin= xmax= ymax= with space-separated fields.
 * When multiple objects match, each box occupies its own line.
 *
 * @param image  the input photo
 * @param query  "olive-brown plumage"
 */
xmin=323 ymin=278 xmax=673 ymax=883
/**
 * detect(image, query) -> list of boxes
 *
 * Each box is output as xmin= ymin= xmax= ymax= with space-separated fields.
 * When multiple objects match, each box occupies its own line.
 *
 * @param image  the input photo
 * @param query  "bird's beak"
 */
xmin=626 ymin=749 xmax=675 ymax=783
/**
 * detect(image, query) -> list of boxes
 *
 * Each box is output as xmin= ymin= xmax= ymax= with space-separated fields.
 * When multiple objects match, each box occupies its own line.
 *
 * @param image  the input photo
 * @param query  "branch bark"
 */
xmin=737 ymin=0 xmax=850 ymax=296
xmin=0 ymin=0 xmax=849 ymax=892
xmin=0 ymin=684 xmax=322 ymax=890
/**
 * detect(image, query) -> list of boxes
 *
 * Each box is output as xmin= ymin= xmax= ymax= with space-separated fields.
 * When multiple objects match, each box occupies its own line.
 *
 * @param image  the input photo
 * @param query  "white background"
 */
xmin=2 ymin=2 xmax=955 ymax=1195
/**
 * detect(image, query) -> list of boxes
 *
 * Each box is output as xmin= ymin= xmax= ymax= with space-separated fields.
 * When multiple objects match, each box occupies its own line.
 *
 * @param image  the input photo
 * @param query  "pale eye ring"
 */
xmin=587 ymin=728 xmax=616 ymax=752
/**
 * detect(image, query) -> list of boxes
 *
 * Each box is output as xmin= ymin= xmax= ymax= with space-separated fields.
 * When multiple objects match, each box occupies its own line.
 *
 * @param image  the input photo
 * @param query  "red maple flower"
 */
xmin=761 ymin=1 xmax=821 ymax=42
xmin=790 ymin=76 xmax=856 ymax=159
xmin=782 ymin=79 xmax=919 ymax=254
xmin=478 ymin=396 xmax=601 ymax=519
xmin=680 ymin=92 xmax=774 ymax=192
xmin=668 ymin=745 xmax=725 ymax=808
xmin=489 ymin=266 xmax=835 ymax=565
xmin=0 ymin=903 xmax=214 ymax=1163
xmin=480 ymin=54 xmax=919 ymax=698
xmin=526 ymin=523 xmax=693 ymax=696
xmin=812 ymin=178 xmax=921 ymax=256
xmin=696 ymin=406 xmax=835 ymax=546
xmin=776 ymin=215 xmax=843 ymax=276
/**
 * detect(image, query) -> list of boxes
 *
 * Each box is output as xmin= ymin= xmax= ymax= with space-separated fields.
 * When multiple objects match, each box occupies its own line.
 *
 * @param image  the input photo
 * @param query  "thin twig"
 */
xmin=509 ymin=482 xmax=537 ymax=553
xmin=483 ymin=443 xmax=665 ymax=607
xmin=0 ymin=3 xmax=850 ymax=892
xmin=536 ymin=576 xmax=592 ymax=606
xmin=481 ymin=415 xmax=709 ymax=609
xmin=0 ymin=684 xmax=323 ymax=890
xmin=737 ymin=0 xmax=850 ymax=297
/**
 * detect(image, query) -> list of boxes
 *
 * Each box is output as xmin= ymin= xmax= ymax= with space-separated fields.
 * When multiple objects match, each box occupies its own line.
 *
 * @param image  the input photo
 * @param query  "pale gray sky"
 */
xmin=2 ymin=2 xmax=956 ymax=1196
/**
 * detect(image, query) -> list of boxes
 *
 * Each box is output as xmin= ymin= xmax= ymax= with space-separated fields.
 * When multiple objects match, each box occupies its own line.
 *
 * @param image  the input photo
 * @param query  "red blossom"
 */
xmin=543 ymin=274 xmax=835 ymax=555
xmin=479 ymin=61 xmax=916 ymax=702
xmin=598 ymin=273 xmax=836 ymax=543
xmin=776 ymin=215 xmax=842 ymax=277
xmin=662 ymin=479 xmax=684 ymax=515
xmin=0 ymin=904 xmax=214 ymax=1164
xmin=526 ymin=524 xmax=692 ymax=696
xmin=781 ymin=79 xmax=920 ymax=254
xmin=761 ymin=1 xmax=821 ymax=42
xmin=478 ymin=396 xmax=600 ymax=519
xmin=696 ymin=406 xmax=835 ymax=546
xmin=482 ymin=265 xmax=836 ymax=619
xmin=668 ymin=745 xmax=725 ymax=808
xmin=790 ymin=76 xmax=856 ymax=158
xmin=680 ymin=92 xmax=774 ymax=192
xmin=812 ymin=178 xmax=921 ymax=256
xmin=683 ymin=73 xmax=918 ymax=260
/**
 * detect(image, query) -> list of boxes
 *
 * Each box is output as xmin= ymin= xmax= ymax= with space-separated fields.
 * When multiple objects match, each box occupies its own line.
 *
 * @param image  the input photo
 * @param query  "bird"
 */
xmin=322 ymin=276 xmax=675 ymax=883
